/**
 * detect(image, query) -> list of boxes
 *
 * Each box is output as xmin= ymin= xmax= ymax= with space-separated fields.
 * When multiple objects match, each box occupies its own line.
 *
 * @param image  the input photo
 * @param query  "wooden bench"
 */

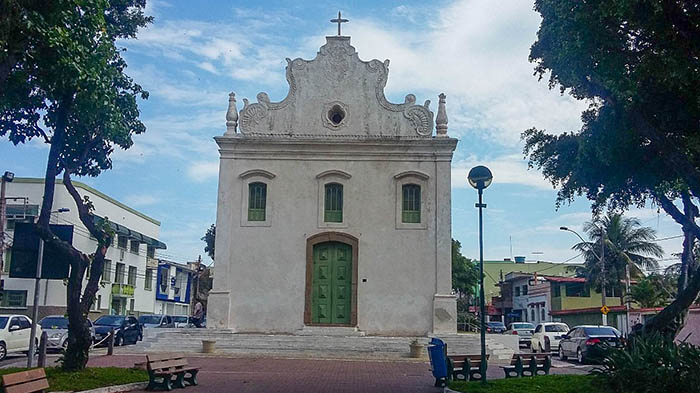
xmin=447 ymin=354 xmax=489 ymax=381
xmin=146 ymin=353 xmax=200 ymax=391
xmin=1 ymin=368 xmax=49 ymax=393
xmin=501 ymin=353 xmax=551 ymax=378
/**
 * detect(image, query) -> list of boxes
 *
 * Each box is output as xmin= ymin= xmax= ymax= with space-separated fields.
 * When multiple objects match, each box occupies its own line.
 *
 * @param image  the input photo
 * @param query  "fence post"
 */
xmin=37 ymin=331 xmax=47 ymax=367
xmin=107 ymin=328 xmax=115 ymax=356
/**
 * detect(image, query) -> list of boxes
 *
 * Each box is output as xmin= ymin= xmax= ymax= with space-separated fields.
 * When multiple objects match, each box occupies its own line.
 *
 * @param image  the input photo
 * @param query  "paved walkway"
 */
xmin=88 ymin=355 xmax=443 ymax=393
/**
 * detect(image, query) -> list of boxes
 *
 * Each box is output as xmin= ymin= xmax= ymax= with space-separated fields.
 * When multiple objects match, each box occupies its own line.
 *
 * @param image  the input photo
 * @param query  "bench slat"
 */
xmin=148 ymin=353 xmax=185 ymax=362
xmin=2 ymin=369 xmax=46 ymax=387
xmin=4 ymin=378 xmax=50 ymax=393
xmin=149 ymin=359 xmax=189 ymax=371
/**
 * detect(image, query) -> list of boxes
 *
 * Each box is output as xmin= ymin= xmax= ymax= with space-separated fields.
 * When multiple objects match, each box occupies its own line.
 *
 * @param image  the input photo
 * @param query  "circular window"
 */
xmin=328 ymin=105 xmax=345 ymax=125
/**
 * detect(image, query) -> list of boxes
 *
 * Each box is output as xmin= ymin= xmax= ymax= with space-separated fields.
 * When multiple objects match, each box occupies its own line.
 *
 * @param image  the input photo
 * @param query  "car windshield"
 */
xmin=584 ymin=327 xmax=620 ymax=336
xmin=512 ymin=323 xmax=534 ymax=329
xmin=0 ymin=317 xmax=8 ymax=329
xmin=172 ymin=316 xmax=188 ymax=323
xmin=95 ymin=316 xmax=125 ymax=326
xmin=139 ymin=315 xmax=162 ymax=324
xmin=39 ymin=317 xmax=69 ymax=329
xmin=545 ymin=324 xmax=569 ymax=332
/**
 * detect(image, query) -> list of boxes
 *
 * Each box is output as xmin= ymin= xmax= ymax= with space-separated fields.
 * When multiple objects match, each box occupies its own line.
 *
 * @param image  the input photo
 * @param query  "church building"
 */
xmin=209 ymin=24 xmax=458 ymax=336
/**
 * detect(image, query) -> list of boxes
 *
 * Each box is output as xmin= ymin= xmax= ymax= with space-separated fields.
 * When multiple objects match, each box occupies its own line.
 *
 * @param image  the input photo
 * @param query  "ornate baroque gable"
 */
xmin=232 ymin=36 xmax=438 ymax=137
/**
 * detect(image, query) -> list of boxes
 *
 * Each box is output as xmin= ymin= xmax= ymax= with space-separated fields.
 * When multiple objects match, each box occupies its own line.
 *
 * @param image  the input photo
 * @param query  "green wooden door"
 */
xmin=312 ymin=242 xmax=352 ymax=325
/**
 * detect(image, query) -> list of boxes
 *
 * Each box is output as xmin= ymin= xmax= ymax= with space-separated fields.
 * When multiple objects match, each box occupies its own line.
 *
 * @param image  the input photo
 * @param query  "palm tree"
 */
xmin=573 ymin=214 xmax=663 ymax=301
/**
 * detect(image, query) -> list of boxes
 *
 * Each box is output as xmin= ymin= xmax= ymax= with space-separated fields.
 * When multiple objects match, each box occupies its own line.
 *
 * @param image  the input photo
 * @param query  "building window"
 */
xmin=130 ymin=240 xmax=140 ymax=255
xmin=522 ymin=285 xmax=528 ymax=295
xmin=102 ymin=260 xmax=111 ymax=282
xmin=605 ymin=286 xmax=622 ymax=298
xmin=515 ymin=286 xmax=521 ymax=297
xmin=324 ymin=183 xmax=343 ymax=223
xmin=531 ymin=309 xmax=535 ymax=321
xmin=129 ymin=299 xmax=135 ymax=312
xmin=147 ymin=246 xmax=155 ymax=259
xmin=5 ymin=204 xmax=38 ymax=230
xmin=248 ymin=182 xmax=267 ymax=221
xmin=541 ymin=308 xmax=546 ymax=321
xmin=552 ymin=283 xmax=561 ymax=298
xmin=117 ymin=235 xmax=128 ymax=250
xmin=0 ymin=290 xmax=27 ymax=308
xmin=565 ymin=282 xmax=590 ymax=297
xmin=159 ymin=267 xmax=169 ymax=293
xmin=128 ymin=266 xmax=137 ymax=286
xmin=115 ymin=263 xmax=125 ymax=284
xmin=401 ymin=184 xmax=421 ymax=223
xmin=3 ymin=249 xmax=11 ymax=274
xmin=145 ymin=269 xmax=153 ymax=291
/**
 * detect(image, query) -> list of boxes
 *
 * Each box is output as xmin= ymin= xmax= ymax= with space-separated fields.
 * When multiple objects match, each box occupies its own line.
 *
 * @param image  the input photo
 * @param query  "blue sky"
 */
xmin=1 ymin=0 xmax=685 ymax=268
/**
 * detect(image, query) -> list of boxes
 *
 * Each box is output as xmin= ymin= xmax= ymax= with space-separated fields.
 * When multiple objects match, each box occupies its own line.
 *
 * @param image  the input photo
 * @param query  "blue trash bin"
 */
xmin=428 ymin=337 xmax=448 ymax=387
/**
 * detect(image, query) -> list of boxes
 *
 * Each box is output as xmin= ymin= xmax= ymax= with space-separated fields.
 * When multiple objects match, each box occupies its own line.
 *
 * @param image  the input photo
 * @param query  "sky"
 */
xmin=0 ymin=0 xmax=686 ymax=268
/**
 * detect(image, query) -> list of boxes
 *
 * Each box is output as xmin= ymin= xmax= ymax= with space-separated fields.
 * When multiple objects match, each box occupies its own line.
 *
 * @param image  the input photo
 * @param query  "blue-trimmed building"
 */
xmin=154 ymin=260 xmax=194 ymax=316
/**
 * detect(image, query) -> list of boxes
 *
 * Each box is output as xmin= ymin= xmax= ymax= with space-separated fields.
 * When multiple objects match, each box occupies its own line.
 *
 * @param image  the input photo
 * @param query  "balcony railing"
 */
xmin=111 ymin=283 xmax=135 ymax=297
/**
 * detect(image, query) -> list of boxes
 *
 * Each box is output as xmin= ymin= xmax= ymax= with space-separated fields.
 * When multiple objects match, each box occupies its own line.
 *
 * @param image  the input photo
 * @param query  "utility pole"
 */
xmin=600 ymin=229 xmax=607 ymax=326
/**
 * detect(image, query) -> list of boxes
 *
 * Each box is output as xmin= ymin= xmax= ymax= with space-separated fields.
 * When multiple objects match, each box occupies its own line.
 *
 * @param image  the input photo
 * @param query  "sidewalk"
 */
xmin=88 ymin=355 xmax=442 ymax=393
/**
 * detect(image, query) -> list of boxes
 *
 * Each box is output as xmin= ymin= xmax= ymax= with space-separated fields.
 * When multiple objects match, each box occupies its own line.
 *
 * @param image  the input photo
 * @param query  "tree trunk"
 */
xmin=643 ymin=263 xmax=700 ymax=337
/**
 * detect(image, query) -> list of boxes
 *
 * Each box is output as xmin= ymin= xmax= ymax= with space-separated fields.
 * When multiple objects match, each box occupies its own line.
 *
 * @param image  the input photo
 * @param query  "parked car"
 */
xmin=94 ymin=315 xmax=142 ymax=346
xmin=138 ymin=314 xmax=175 ymax=329
xmin=485 ymin=321 xmax=506 ymax=334
xmin=558 ymin=325 xmax=623 ymax=364
xmin=171 ymin=315 xmax=189 ymax=328
xmin=506 ymin=322 xmax=535 ymax=346
xmin=530 ymin=322 xmax=569 ymax=352
xmin=0 ymin=315 xmax=42 ymax=361
xmin=38 ymin=315 xmax=95 ymax=350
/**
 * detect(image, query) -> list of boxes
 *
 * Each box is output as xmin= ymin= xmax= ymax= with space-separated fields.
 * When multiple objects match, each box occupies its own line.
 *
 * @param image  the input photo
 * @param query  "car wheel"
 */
xmin=577 ymin=348 xmax=584 ymax=364
xmin=0 ymin=342 xmax=6 ymax=361
xmin=114 ymin=336 xmax=122 ymax=346
xmin=539 ymin=342 xmax=545 ymax=353
xmin=558 ymin=345 xmax=567 ymax=361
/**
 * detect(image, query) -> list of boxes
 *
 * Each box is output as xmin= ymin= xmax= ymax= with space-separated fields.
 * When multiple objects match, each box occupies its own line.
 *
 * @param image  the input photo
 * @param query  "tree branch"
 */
xmin=654 ymin=193 xmax=700 ymax=239
xmin=62 ymin=171 xmax=101 ymax=240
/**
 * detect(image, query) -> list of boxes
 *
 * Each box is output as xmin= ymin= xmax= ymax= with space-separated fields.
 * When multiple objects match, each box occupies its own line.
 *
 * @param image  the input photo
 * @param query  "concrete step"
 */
xmin=295 ymin=326 xmax=366 ymax=336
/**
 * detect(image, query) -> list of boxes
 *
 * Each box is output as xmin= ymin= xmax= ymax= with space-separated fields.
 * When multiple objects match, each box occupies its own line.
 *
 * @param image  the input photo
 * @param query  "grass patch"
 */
xmin=0 ymin=367 xmax=148 ymax=392
xmin=448 ymin=374 xmax=604 ymax=393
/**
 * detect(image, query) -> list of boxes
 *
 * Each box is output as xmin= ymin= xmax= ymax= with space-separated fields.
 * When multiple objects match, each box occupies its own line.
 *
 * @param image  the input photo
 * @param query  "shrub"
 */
xmin=592 ymin=332 xmax=700 ymax=393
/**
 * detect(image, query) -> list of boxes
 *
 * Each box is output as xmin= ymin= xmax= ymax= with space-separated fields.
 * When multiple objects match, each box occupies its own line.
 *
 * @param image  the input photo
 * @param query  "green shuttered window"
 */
xmin=402 ymin=184 xmax=421 ymax=223
xmin=248 ymin=182 xmax=267 ymax=221
xmin=324 ymin=183 xmax=343 ymax=222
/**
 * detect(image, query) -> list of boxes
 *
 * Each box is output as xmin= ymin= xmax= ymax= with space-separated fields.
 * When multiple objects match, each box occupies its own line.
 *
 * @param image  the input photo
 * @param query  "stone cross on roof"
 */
xmin=330 ymin=11 xmax=349 ymax=36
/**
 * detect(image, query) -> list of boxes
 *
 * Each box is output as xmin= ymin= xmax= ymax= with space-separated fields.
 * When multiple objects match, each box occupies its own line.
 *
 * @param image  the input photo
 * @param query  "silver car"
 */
xmin=506 ymin=322 xmax=535 ymax=347
xmin=138 ymin=314 xmax=175 ymax=329
xmin=38 ymin=316 xmax=96 ymax=350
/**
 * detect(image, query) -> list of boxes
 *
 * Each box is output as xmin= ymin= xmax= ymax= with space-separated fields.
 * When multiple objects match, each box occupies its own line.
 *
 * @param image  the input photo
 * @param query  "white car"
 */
xmin=0 ymin=315 xmax=42 ymax=361
xmin=172 ymin=315 xmax=189 ymax=328
xmin=530 ymin=322 xmax=569 ymax=353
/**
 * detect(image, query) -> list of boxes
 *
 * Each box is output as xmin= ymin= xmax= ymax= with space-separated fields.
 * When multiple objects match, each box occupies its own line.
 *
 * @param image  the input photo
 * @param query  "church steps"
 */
xmin=133 ymin=329 xmax=515 ymax=361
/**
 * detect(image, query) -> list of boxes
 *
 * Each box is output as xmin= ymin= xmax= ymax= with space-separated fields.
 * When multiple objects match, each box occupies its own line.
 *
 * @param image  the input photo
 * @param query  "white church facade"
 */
xmin=209 ymin=33 xmax=458 ymax=336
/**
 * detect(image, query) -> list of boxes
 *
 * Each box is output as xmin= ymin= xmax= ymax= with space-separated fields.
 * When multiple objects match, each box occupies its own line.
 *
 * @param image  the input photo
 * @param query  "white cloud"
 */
xmin=452 ymin=154 xmax=553 ymax=190
xmin=186 ymin=161 xmax=219 ymax=182
xmin=123 ymin=194 xmax=160 ymax=207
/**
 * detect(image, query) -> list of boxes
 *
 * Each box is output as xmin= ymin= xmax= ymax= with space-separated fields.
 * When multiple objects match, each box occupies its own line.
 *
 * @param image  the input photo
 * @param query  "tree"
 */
xmin=452 ymin=239 xmax=478 ymax=306
xmin=628 ymin=275 xmax=671 ymax=309
xmin=523 ymin=0 xmax=700 ymax=336
xmin=572 ymin=214 xmax=662 ymax=300
xmin=202 ymin=224 xmax=215 ymax=261
xmin=1 ymin=0 xmax=151 ymax=370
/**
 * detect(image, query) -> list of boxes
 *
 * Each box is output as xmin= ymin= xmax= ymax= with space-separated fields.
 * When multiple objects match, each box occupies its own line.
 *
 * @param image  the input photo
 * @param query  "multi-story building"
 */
xmin=0 ymin=178 xmax=166 ymax=320
xmin=154 ymin=260 xmax=194 ymax=316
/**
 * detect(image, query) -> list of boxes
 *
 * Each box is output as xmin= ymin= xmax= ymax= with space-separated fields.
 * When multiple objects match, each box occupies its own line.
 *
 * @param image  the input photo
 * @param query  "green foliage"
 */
xmin=449 ymin=375 xmax=602 ymax=393
xmin=593 ymin=332 xmax=700 ymax=393
xmin=572 ymin=213 xmax=662 ymax=292
xmin=627 ymin=274 xmax=672 ymax=308
xmin=202 ymin=224 xmax=216 ymax=261
xmin=0 ymin=367 xmax=147 ymax=391
xmin=452 ymin=239 xmax=478 ymax=298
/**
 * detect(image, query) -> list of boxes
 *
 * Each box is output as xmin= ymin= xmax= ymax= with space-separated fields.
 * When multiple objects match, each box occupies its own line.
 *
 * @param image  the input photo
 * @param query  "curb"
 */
xmin=53 ymin=381 xmax=148 ymax=393
xmin=444 ymin=387 xmax=459 ymax=393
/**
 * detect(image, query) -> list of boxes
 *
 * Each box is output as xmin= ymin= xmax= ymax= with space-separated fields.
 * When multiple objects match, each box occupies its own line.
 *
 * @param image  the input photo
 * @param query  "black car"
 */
xmin=93 ymin=315 xmax=142 ymax=346
xmin=486 ymin=321 xmax=506 ymax=334
xmin=558 ymin=325 xmax=622 ymax=364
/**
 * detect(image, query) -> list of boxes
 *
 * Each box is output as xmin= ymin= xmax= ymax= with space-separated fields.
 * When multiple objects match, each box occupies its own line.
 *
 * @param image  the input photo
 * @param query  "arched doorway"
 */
xmin=304 ymin=232 xmax=358 ymax=326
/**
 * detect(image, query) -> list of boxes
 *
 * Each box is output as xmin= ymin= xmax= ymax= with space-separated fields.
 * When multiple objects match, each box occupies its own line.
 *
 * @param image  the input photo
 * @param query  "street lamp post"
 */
xmin=468 ymin=165 xmax=492 ymax=386
xmin=560 ymin=226 xmax=607 ymax=326
xmin=27 ymin=207 xmax=69 ymax=367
